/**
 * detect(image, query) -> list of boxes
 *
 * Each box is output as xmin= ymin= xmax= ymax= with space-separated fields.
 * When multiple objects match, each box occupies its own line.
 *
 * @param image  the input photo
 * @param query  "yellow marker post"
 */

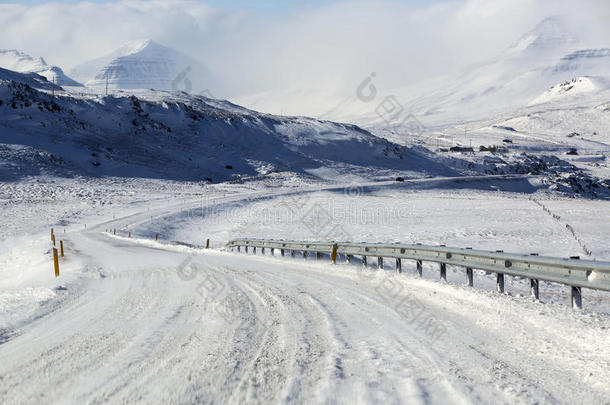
xmin=128 ymin=232 xmax=131 ymax=238
xmin=53 ymin=248 xmax=59 ymax=277
xmin=206 ymin=239 xmax=210 ymax=249
xmin=51 ymin=228 xmax=54 ymax=239
xmin=331 ymin=244 xmax=338 ymax=264
xmin=60 ymin=240 xmax=64 ymax=257
xmin=113 ymin=229 xmax=116 ymax=235
xmin=155 ymin=233 xmax=159 ymax=241
xmin=52 ymin=234 xmax=56 ymax=247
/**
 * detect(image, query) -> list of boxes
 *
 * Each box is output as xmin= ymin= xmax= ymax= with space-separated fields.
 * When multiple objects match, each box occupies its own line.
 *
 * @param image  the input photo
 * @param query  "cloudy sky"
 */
xmin=1 ymin=0 xmax=609 ymax=98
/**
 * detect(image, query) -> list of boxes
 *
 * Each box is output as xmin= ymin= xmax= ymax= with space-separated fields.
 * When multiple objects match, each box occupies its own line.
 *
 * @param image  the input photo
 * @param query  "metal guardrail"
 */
xmin=226 ymin=239 xmax=610 ymax=309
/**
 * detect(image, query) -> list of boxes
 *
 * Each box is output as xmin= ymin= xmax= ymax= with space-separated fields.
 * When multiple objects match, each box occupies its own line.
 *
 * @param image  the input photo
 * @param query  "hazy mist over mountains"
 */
xmin=1 ymin=0 xmax=609 ymax=102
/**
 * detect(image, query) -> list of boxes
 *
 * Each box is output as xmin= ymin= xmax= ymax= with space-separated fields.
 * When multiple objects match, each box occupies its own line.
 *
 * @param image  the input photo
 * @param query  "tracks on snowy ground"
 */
xmin=1 ymin=174 xmax=609 ymax=404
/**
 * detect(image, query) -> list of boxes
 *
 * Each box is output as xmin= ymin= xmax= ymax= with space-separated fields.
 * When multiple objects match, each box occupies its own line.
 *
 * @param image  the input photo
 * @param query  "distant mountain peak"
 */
xmin=72 ymin=39 xmax=211 ymax=92
xmin=115 ymin=39 xmax=159 ymax=57
xmin=506 ymin=16 xmax=577 ymax=58
xmin=0 ymin=48 xmax=81 ymax=86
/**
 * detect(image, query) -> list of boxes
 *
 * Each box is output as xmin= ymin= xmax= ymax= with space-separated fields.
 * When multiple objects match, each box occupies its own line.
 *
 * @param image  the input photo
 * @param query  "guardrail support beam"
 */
xmin=530 ymin=279 xmax=539 ymax=300
xmin=280 ymin=249 xmax=285 ymax=256
xmin=224 ymin=240 xmax=610 ymax=300
xmin=496 ymin=274 xmax=505 ymax=293
xmin=571 ymin=286 xmax=582 ymax=310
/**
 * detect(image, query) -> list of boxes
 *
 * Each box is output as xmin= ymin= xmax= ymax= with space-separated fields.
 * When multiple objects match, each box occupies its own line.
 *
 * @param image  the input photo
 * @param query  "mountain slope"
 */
xmin=0 ymin=49 xmax=82 ymax=87
xmin=70 ymin=40 xmax=211 ymax=93
xmin=0 ymin=68 xmax=453 ymax=182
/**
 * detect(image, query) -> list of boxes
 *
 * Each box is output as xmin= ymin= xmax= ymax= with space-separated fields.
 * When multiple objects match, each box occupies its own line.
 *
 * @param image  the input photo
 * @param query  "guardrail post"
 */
xmin=396 ymin=258 xmax=402 ymax=273
xmin=440 ymin=263 xmax=447 ymax=281
xmin=571 ymin=286 xmax=582 ymax=310
xmin=530 ymin=279 xmax=539 ymax=300
xmin=253 ymin=247 xmax=256 ymax=254
xmin=362 ymin=255 xmax=367 ymax=267
xmin=416 ymin=260 xmax=422 ymax=277
xmin=331 ymin=244 xmax=338 ymax=264
xmin=245 ymin=246 xmax=248 ymax=253
xmin=261 ymin=247 xmax=265 ymax=255
xmin=271 ymin=248 xmax=275 ymax=256
xmin=346 ymin=254 xmax=352 ymax=264
xmin=496 ymin=274 xmax=505 ymax=293
xmin=53 ymin=248 xmax=59 ymax=277
xmin=316 ymin=252 xmax=322 ymax=260
xmin=237 ymin=246 xmax=241 ymax=253
xmin=281 ymin=249 xmax=285 ymax=256
xmin=466 ymin=267 xmax=473 ymax=287
xmin=378 ymin=257 xmax=384 ymax=270
xmin=291 ymin=250 xmax=295 ymax=257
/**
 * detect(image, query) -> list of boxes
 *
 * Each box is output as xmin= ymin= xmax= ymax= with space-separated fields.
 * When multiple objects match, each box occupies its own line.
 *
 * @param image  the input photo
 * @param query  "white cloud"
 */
xmin=0 ymin=0 xmax=607 ymax=98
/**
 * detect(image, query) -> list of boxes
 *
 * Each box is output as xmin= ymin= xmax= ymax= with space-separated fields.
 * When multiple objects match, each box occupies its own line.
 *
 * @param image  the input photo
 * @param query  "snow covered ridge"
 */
xmin=0 ymin=49 xmax=82 ymax=87
xmin=0 ymin=68 xmax=451 ymax=182
xmin=529 ymin=76 xmax=599 ymax=105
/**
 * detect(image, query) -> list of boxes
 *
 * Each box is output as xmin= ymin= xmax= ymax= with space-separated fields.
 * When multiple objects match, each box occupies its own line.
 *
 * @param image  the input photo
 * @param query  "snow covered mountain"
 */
xmin=234 ymin=17 xmax=609 ymax=129
xmin=503 ymin=17 xmax=578 ymax=62
xmin=0 ymin=49 xmax=82 ymax=87
xmin=0 ymin=67 xmax=451 ymax=182
xmin=70 ymin=40 xmax=211 ymax=93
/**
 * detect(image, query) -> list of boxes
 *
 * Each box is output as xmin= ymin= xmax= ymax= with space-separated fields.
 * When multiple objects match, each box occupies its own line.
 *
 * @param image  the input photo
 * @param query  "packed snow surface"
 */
xmin=0 ymin=175 xmax=609 ymax=404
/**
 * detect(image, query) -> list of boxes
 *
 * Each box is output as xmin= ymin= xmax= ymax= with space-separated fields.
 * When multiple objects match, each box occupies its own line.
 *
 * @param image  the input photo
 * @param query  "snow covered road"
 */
xmin=1 ymin=230 xmax=609 ymax=403
xmin=1 ymin=178 xmax=609 ymax=404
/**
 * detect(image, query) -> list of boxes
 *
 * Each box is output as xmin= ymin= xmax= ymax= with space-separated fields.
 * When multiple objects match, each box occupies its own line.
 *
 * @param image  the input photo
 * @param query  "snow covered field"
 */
xmin=0 ymin=174 xmax=608 ymax=404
